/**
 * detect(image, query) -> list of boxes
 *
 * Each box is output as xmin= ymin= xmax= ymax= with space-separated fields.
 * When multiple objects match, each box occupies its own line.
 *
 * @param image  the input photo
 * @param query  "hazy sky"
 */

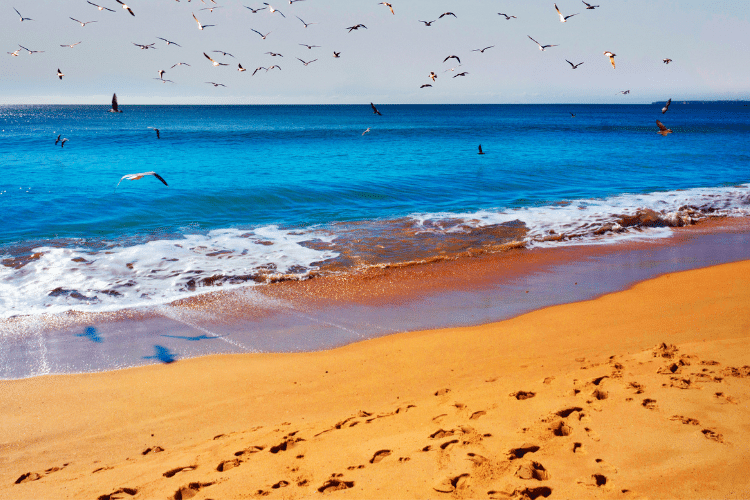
xmin=2 ymin=0 xmax=749 ymax=104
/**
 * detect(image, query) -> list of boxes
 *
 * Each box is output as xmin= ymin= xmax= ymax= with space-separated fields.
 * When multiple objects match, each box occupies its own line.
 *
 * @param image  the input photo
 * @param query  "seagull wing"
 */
xmin=151 ymin=172 xmax=169 ymax=186
xmin=656 ymin=120 xmax=668 ymax=132
xmin=528 ymin=35 xmax=541 ymax=47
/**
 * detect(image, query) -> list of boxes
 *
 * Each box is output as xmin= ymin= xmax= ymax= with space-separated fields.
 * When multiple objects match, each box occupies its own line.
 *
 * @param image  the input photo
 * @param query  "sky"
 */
xmin=2 ymin=0 xmax=749 ymax=104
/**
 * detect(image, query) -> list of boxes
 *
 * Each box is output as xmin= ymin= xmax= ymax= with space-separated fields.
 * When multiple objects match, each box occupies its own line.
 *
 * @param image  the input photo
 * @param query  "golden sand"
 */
xmin=2 ymin=260 xmax=750 ymax=499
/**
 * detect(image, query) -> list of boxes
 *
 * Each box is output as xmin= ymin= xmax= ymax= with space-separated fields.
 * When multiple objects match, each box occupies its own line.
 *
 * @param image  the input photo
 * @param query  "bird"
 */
xmin=570 ymin=112 xmax=576 ymax=117
xmin=289 ymin=0 xmax=305 ymax=4
xmin=528 ymin=36 xmax=558 ymax=51
xmin=170 ymin=62 xmax=191 ymax=68
xmin=661 ymin=98 xmax=671 ymax=114
xmin=566 ymin=60 xmax=583 ymax=69
xmin=582 ymin=1 xmax=599 ymax=9
xmin=299 ymin=43 xmax=320 ymax=49
xmin=70 ymin=17 xmax=97 ymax=26
xmin=60 ymin=138 xmax=69 ymax=147
xmin=333 ymin=51 xmax=341 ymax=58
xmin=604 ymin=51 xmax=616 ymax=68
xmin=265 ymin=51 xmax=283 ymax=57
xmin=133 ymin=42 xmax=156 ymax=50
xmin=252 ymin=66 xmax=267 ymax=75
xmin=199 ymin=6 xmax=222 ymax=11
xmin=498 ymin=13 xmax=516 ymax=20
xmin=663 ymin=58 xmax=672 ymax=64
xmin=7 ymin=50 xmax=20 ymax=57
xmin=656 ymin=120 xmax=672 ymax=136
xmin=554 ymin=3 xmax=578 ymax=22
xmin=439 ymin=12 xmax=456 ymax=18
xmin=110 ymin=93 xmax=123 ymax=113
xmin=238 ymin=63 xmax=247 ymax=72
xmin=55 ymin=135 xmax=61 ymax=145
xmin=251 ymin=29 xmax=271 ymax=39
xmin=157 ymin=37 xmax=181 ymax=46
xmin=245 ymin=6 xmax=267 ymax=13
xmin=158 ymin=69 xmax=166 ymax=79
xmin=297 ymin=58 xmax=317 ymax=66
xmin=617 ymin=90 xmax=630 ymax=95
xmin=429 ymin=71 xmax=437 ymax=81
xmin=192 ymin=13 xmax=216 ymax=30
xmin=443 ymin=55 xmax=460 ymax=63
xmin=347 ymin=24 xmax=367 ymax=31
xmin=362 ymin=127 xmax=371 ymax=135
xmin=266 ymin=64 xmax=281 ymax=71
xmin=420 ymin=84 xmax=432 ymax=88
xmin=453 ymin=72 xmax=469 ymax=78
xmin=13 ymin=8 xmax=32 ymax=21
xmin=370 ymin=102 xmax=382 ymax=115
xmin=115 ymin=0 xmax=135 ymax=16
xmin=60 ymin=42 xmax=82 ymax=48
xmin=87 ymin=1 xmax=115 ymax=12
xmin=213 ymin=50 xmax=235 ymax=57
xmin=296 ymin=16 xmax=317 ymax=27
xmin=478 ymin=144 xmax=485 ymax=155
xmin=148 ymin=127 xmax=161 ymax=139
xmin=263 ymin=3 xmax=286 ymax=17
xmin=379 ymin=2 xmax=394 ymax=15
xmin=57 ymin=68 xmax=64 ymax=80
xmin=18 ymin=45 xmax=44 ymax=54
xmin=472 ymin=46 xmax=494 ymax=53
xmin=204 ymin=52 xmax=228 ymax=66
xmin=419 ymin=20 xmax=436 ymax=26
xmin=115 ymin=172 xmax=168 ymax=191
xmin=206 ymin=81 xmax=226 ymax=87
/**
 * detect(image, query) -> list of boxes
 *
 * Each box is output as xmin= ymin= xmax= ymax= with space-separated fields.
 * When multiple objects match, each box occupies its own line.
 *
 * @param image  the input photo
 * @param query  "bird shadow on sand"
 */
xmin=161 ymin=334 xmax=226 ymax=342
xmin=143 ymin=345 xmax=178 ymax=364
xmin=75 ymin=326 xmax=103 ymax=343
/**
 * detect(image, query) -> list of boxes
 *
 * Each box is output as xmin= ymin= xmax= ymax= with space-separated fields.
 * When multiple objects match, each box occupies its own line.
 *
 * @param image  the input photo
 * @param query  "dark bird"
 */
xmin=439 ymin=12 xmax=457 ymax=18
xmin=498 ymin=13 xmax=516 ymax=20
xmin=213 ymin=50 xmax=235 ymax=57
xmin=299 ymin=43 xmax=320 ymax=49
xmin=70 ymin=17 xmax=97 ymax=26
xmin=333 ymin=51 xmax=341 ymax=58
xmin=157 ymin=37 xmax=181 ymax=46
xmin=297 ymin=58 xmax=317 ymax=66
xmin=604 ymin=51 xmax=616 ymax=68
xmin=13 ymin=7 xmax=32 ymax=21
xmin=656 ymin=120 xmax=672 ymax=136
xmin=245 ymin=6 xmax=267 ymax=13
xmin=57 ymin=68 xmax=64 ymax=80
xmin=663 ymin=58 xmax=672 ymax=64
xmin=60 ymin=42 xmax=82 ymax=48
xmin=582 ymin=1 xmax=599 ymax=9
xmin=554 ymin=3 xmax=578 ymax=22
xmin=252 ymin=66 xmax=267 ymax=75
xmin=570 ymin=112 xmax=576 ymax=117
xmin=420 ymin=84 xmax=432 ymax=88
xmin=347 ymin=23 xmax=367 ymax=31
xmin=87 ymin=1 xmax=115 ymax=12
xmin=296 ymin=16 xmax=318 ymax=27
xmin=379 ymin=2 xmax=394 ymax=15
xmin=617 ymin=90 xmax=630 ymax=95
xmin=110 ymin=93 xmax=123 ymax=113
xmin=443 ymin=55 xmax=460 ymax=63
xmin=419 ymin=19 xmax=436 ymax=26
xmin=206 ymin=81 xmax=226 ymax=87
xmin=478 ymin=144 xmax=485 ymax=155
xmin=453 ymin=72 xmax=469 ymax=78
xmin=238 ymin=63 xmax=247 ymax=72
xmin=289 ymin=0 xmax=305 ymax=4
xmin=429 ymin=71 xmax=437 ymax=81
xmin=158 ymin=69 xmax=166 ymax=79
xmin=193 ymin=13 xmax=215 ymax=30
xmin=133 ymin=42 xmax=156 ymax=50
xmin=370 ymin=102 xmax=382 ymax=115
xmin=148 ymin=127 xmax=160 ymax=138
xmin=661 ymin=98 xmax=671 ymax=114
xmin=472 ymin=46 xmax=494 ymax=53
xmin=528 ymin=36 xmax=558 ymax=51
xmin=251 ymin=29 xmax=271 ymax=39
xmin=263 ymin=3 xmax=286 ymax=17
xmin=55 ymin=135 xmax=61 ymax=145
xmin=265 ymin=51 xmax=283 ymax=57
xmin=115 ymin=0 xmax=135 ymax=16
xmin=60 ymin=138 xmax=69 ymax=147
xmin=204 ymin=52 xmax=228 ymax=66
xmin=566 ymin=59 xmax=583 ymax=69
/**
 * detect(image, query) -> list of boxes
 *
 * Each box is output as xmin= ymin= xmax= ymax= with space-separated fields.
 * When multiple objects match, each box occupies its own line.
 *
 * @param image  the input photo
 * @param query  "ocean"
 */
xmin=1 ymin=103 xmax=749 ymax=377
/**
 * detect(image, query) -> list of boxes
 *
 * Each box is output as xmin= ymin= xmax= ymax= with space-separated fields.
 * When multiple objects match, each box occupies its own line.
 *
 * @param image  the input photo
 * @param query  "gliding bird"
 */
xmin=13 ymin=8 xmax=32 ymax=21
xmin=115 ymin=172 xmax=169 ymax=191
xmin=114 ymin=0 xmax=135 ymax=16
xmin=661 ymin=98 xmax=671 ymax=114
xmin=554 ymin=3 xmax=578 ymax=22
xmin=379 ymin=2 xmax=394 ymax=15
xmin=582 ymin=1 xmax=599 ymax=9
xmin=87 ymin=1 xmax=115 ymax=12
xmin=370 ymin=102 xmax=382 ymax=115
xmin=656 ymin=120 xmax=672 ymax=136
xmin=70 ymin=17 xmax=97 ymax=26
xmin=204 ymin=52 xmax=228 ymax=66
xmin=566 ymin=60 xmax=583 ymax=69
xmin=528 ymin=36 xmax=557 ymax=51
xmin=192 ymin=13 xmax=215 ymax=30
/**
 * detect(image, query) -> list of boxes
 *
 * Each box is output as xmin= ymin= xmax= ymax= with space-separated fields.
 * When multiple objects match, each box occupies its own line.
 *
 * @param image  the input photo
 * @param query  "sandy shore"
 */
xmin=2 ymin=259 xmax=750 ymax=499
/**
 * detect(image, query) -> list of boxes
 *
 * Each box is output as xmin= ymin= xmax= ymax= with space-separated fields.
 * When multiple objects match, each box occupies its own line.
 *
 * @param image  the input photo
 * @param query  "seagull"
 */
xmin=604 ymin=51 xmax=616 ymax=68
xmin=204 ymin=52 xmax=228 ymax=66
xmin=299 ymin=44 xmax=320 ymax=49
xmin=362 ymin=127 xmax=371 ymax=135
xmin=157 ymin=37 xmax=181 ymax=46
xmin=8 ymin=50 xmax=20 ymax=56
xmin=13 ymin=8 xmax=32 ymax=21
xmin=289 ymin=0 xmax=305 ymax=4
xmin=478 ymin=144 xmax=485 ymax=155
xmin=498 ymin=13 xmax=516 ymax=20
xmin=528 ymin=36 xmax=558 ymax=51
xmin=87 ymin=1 xmax=115 ymax=12
xmin=133 ymin=42 xmax=156 ymax=49
xmin=617 ymin=90 xmax=630 ymax=94
xmin=55 ymin=135 xmax=61 ymax=145
xmin=238 ymin=63 xmax=247 ymax=71
xmin=70 ymin=17 xmax=97 ymax=26
xmin=566 ymin=59 xmax=583 ymax=69
xmin=582 ymin=1 xmax=599 ymax=9
xmin=663 ymin=58 xmax=672 ymax=64
xmin=245 ymin=6 xmax=267 ymax=13
xmin=57 ymin=68 xmax=64 ymax=80
xmin=453 ymin=72 xmax=469 ymax=78
xmin=443 ymin=55 xmax=460 ymax=63
xmin=192 ymin=13 xmax=215 ymax=30
xmin=347 ymin=24 xmax=367 ymax=31
xmin=60 ymin=42 xmax=82 ymax=48
xmin=148 ymin=127 xmax=160 ymax=139
xmin=420 ymin=84 xmax=432 ymax=88
xmin=429 ymin=71 xmax=437 ymax=81
xmin=419 ymin=20 xmax=436 ymax=26
xmin=370 ymin=102 xmax=382 ymax=115
xmin=439 ymin=12 xmax=456 ymax=18
xmin=297 ymin=58 xmax=317 ymax=66
xmin=199 ymin=5 xmax=222 ymax=11
xmin=158 ymin=69 xmax=166 ymax=79
xmin=110 ymin=93 xmax=123 ymax=113
xmin=115 ymin=172 xmax=168 ymax=191
xmin=266 ymin=64 xmax=281 ymax=71
xmin=472 ymin=46 xmax=494 ymax=53
xmin=656 ymin=120 xmax=672 ymax=136
xmin=206 ymin=81 xmax=226 ymax=87
xmin=251 ymin=29 xmax=271 ymax=39
xmin=115 ymin=0 xmax=135 ymax=16
xmin=661 ymin=98 xmax=671 ymax=114
xmin=554 ymin=3 xmax=578 ymax=22
xmin=265 ymin=51 xmax=283 ymax=57
xmin=570 ymin=112 xmax=576 ymax=117
xmin=60 ymin=138 xmax=69 ymax=147
xmin=252 ymin=66 xmax=267 ymax=75
xmin=213 ymin=50 xmax=235 ymax=57
xmin=18 ymin=45 xmax=44 ymax=54
xmin=296 ymin=16 xmax=317 ymax=27
xmin=170 ymin=62 xmax=191 ymax=68
xmin=263 ymin=3 xmax=286 ymax=17
xmin=378 ymin=2 xmax=394 ymax=15
xmin=333 ymin=51 xmax=341 ymax=58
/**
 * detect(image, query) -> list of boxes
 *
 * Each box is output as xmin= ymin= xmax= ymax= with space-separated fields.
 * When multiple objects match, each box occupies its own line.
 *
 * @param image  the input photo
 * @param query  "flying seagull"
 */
xmin=206 ymin=82 xmax=226 ymax=87
xmin=157 ymin=37 xmax=181 ymax=46
xmin=378 ymin=2 xmax=394 ymax=15
xmin=472 ymin=46 xmax=494 ymax=53
xmin=443 ymin=55 xmax=460 ymax=63
xmin=70 ymin=17 xmax=97 ymax=26
xmin=265 ymin=51 xmax=283 ymax=57
xmin=663 ymin=58 xmax=672 ymax=64
xmin=87 ymin=1 xmax=115 ymax=12
xmin=193 ymin=13 xmax=215 ymax=29
xmin=266 ymin=64 xmax=281 ymax=71
xmin=661 ymin=98 xmax=671 ymax=114
xmin=370 ymin=102 xmax=382 ymax=115
xmin=115 ymin=0 xmax=135 ymax=16
xmin=158 ymin=69 xmax=166 ymax=79
xmin=420 ymin=84 xmax=432 ymax=88
xmin=148 ymin=127 xmax=160 ymax=139
xmin=238 ymin=63 xmax=247 ymax=72
xmin=528 ymin=36 xmax=558 ymax=51
xmin=498 ymin=13 xmax=516 ymax=20
xmin=55 ymin=135 xmax=61 ymax=145
xmin=133 ymin=42 xmax=156 ymax=49
xmin=213 ymin=50 xmax=235 ymax=57
xmin=18 ymin=44 xmax=44 ymax=54
xmin=429 ymin=71 xmax=437 ymax=81
xmin=419 ymin=20 xmax=436 ymax=26
xmin=299 ymin=43 xmax=320 ymax=49
xmin=199 ymin=6 xmax=222 ymax=11
xmin=263 ymin=3 xmax=286 ymax=17
xmin=478 ymin=144 xmax=485 ymax=155
xmin=554 ymin=3 xmax=578 ymax=22
xmin=60 ymin=138 xmax=69 ymax=147
xmin=453 ymin=72 xmax=469 ymax=78
xmin=656 ymin=120 xmax=672 ymax=136
xmin=617 ymin=90 xmax=630 ymax=95
xmin=60 ymin=42 xmax=82 ymax=48
xmin=57 ymin=68 xmax=64 ymax=80
xmin=170 ymin=62 xmax=191 ymax=68
xmin=252 ymin=66 xmax=267 ymax=75
xmin=297 ymin=58 xmax=317 ymax=66
xmin=347 ymin=24 xmax=367 ymax=31
xmin=13 ymin=8 xmax=32 ymax=21
xmin=251 ymin=29 xmax=271 ymax=39
xmin=582 ymin=1 xmax=599 ymax=9
xmin=115 ymin=172 xmax=168 ymax=191
xmin=296 ymin=16 xmax=317 ymax=27
xmin=204 ymin=52 xmax=228 ymax=66
xmin=566 ymin=59 xmax=583 ymax=69
xmin=333 ymin=51 xmax=341 ymax=58
xmin=362 ymin=127 xmax=371 ymax=135
xmin=110 ymin=93 xmax=123 ymax=113
xmin=245 ymin=6 xmax=267 ymax=13
xmin=604 ymin=51 xmax=616 ymax=68
xmin=8 ymin=50 xmax=20 ymax=56
xmin=439 ymin=12 xmax=457 ymax=18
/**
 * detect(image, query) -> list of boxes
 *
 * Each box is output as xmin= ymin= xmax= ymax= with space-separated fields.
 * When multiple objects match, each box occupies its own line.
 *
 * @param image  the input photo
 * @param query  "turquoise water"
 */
xmin=1 ymin=103 xmax=749 ymax=317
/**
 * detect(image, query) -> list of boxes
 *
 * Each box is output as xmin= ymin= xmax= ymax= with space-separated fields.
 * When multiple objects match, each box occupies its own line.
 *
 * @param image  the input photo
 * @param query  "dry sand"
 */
xmin=2 ymin=260 xmax=750 ymax=500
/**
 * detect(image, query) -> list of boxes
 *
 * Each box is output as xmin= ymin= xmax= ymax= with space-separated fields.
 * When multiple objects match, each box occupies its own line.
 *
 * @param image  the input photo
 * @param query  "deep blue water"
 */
xmin=1 ymin=103 xmax=749 ymax=317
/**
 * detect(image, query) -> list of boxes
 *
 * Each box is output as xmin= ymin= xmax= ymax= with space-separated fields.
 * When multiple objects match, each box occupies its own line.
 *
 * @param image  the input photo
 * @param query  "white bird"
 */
xmin=133 ymin=42 xmax=156 ymax=50
xmin=379 ymin=2 xmax=394 ymax=15
xmin=193 ymin=13 xmax=215 ymax=30
xmin=266 ymin=64 xmax=281 ymax=71
xmin=18 ymin=45 xmax=44 ymax=54
xmin=252 ymin=66 xmax=267 ymax=75
xmin=13 ymin=7 xmax=32 ymax=21
xmin=528 ymin=36 xmax=558 ymax=51
xmin=156 ymin=37 xmax=181 ymax=47
xmin=60 ymin=138 xmax=69 ymax=147
xmin=110 ymin=93 xmax=123 ymax=113
xmin=199 ymin=6 xmax=222 ymax=12
xmin=245 ymin=6 xmax=267 ymax=13
xmin=60 ymin=42 xmax=82 ymax=48
xmin=57 ymin=68 xmax=64 ymax=80
xmin=297 ymin=58 xmax=317 ymax=66
xmin=661 ymin=98 xmax=671 ymax=114
xmin=204 ymin=52 xmax=228 ymax=66
xmin=604 ymin=51 xmax=616 ymax=68
xmin=429 ymin=71 xmax=437 ymax=81
xmin=8 ymin=50 xmax=20 ymax=56
xmin=115 ymin=172 xmax=168 ymax=191
xmin=554 ymin=3 xmax=578 ymax=22
xmin=87 ymin=1 xmax=115 ymax=12
xmin=362 ymin=127 xmax=371 ymax=135
xmin=115 ymin=0 xmax=135 ymax=16
xmin=251 ymin=29 xmax=271 ymax=39
xmin=296 ymin=16 xmax=317 ymax=27
xmin=70 ymin=17 xmax=97 ymax=26
xmin=238 ymin=64 xmax=247 ymax=72
xmin=263 ymin=3 xmax=286 ymax=17
xmin=170 ymin=62 xmax=191 ymax=68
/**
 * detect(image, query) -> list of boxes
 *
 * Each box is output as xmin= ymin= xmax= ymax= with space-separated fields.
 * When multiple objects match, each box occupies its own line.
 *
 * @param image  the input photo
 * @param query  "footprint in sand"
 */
xmin=516 ymin=461 xmax=551 ymax=481
xmin=216 ymin=459 xmax=241 ymax=472
xmin=96 ymin=488 xmax=138 ymax=500
xmin=670 ymin=415 xmax=701 ymax=426
xmin=511 ymin=391 xmax=536 ymax=400
xmin=14 ymin=472 xmax=42 ymax=484
xmin=172 ymin=482 xmax=213 ymax=500
xmin=509 ymin=444 xmax=540 ymax=460
xmin=702 ymin=429 xmax=725 ymax=443
xmin=318 ymin=477 xmax=354 ymax=493
xmin=142 ymin=446 xmax=164 ymax=455
xmin=272 ymin=480 xmax=290 ymax=489
xmin=440 ymin=439 xmax=460 ymax=450
xmin=714 ymin=392 xmax=739 ymax=404
xmin=470 ymin=410 xmax=487 ymax=420
xmin=435 ymin=388 xmax=451 ymax=396
xmin=553 ymin=421 xmax=573 ymax=437
xmin=572 ymin=442 xmax=586 ymax=454
xmin=369 ymin=450 xmax=392 ymax=464
xmin=163 ymin=466 xmax=196 ymax=478
xmin=234 ymin=445 xmax=265 ymax=457
xmin=430 ymin=429 xmax=456 ymax=439
xmin=642 ymin=398 xmax=658 ymax=410
xmin=433 ymin=473 xmax=470 ymax=493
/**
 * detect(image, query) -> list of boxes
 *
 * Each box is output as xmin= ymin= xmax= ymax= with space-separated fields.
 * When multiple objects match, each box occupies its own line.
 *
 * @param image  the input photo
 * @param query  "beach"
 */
xmin=3 ymin=223 xmax=750 ymax=500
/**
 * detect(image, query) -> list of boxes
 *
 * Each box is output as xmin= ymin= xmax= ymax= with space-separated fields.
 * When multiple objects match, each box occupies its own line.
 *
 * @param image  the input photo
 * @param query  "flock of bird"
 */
xmin=9 ymin=1 xmax=679 ymax=189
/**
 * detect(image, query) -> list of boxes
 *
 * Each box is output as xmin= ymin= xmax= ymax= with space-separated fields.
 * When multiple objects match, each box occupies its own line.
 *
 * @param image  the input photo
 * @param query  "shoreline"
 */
xmin=2 ymin=257 xmax=750 ymax=498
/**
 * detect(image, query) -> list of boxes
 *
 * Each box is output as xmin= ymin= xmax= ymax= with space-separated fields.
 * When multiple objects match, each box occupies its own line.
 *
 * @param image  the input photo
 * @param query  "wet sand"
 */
xmin=2 ymin=221 xmax=750 ymax=499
